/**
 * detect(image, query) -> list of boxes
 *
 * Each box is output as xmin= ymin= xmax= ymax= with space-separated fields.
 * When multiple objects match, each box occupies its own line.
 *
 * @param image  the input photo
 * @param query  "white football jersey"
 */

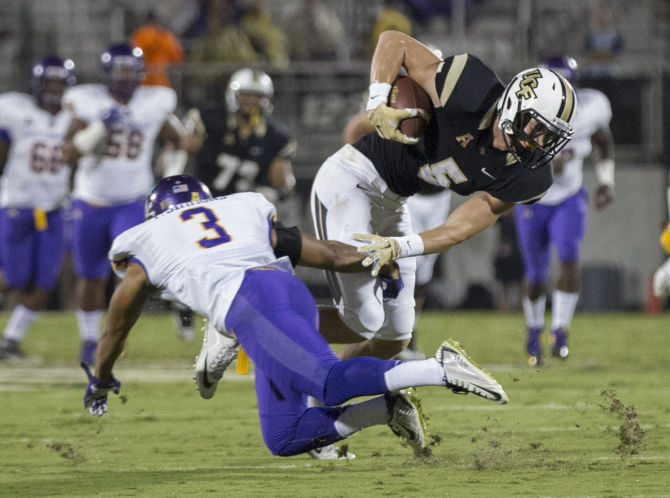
xmin=63 ymin=84 xmax=176 ymax=205
xmin=540 ymin=88 xmax=612 ymax=205
xmin=0 ymin=92 xmax=73 ymax=210
xmin=109 ymin=193 xmax=285 ymax=331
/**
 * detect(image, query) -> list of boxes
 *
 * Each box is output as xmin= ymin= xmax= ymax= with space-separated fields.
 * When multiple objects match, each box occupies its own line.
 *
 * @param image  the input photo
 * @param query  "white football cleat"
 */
xmin=308 ymin=444 xmax=356 ymax=460
xmin=194 ymin=320 xmax=239 ymax=399
xmin=386 ymin=388 xmax=428 ymax=457
xmin=436 ymin=339 xmax=509 ymax=404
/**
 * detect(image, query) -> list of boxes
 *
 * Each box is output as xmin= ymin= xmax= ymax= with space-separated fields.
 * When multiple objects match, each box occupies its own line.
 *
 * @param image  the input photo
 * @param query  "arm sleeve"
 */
xmin=273 ymin=225 xmax=302 ymax=267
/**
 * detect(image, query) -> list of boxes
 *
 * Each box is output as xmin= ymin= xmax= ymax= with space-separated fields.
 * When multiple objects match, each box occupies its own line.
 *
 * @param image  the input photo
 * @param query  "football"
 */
xmin=388 ymin=76 xmax=432 ymax=138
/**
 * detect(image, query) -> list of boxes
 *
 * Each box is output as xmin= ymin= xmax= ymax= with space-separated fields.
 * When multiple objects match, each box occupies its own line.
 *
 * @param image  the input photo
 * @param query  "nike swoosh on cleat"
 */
xmin=202 ymin=357 xmax=214 ymax=388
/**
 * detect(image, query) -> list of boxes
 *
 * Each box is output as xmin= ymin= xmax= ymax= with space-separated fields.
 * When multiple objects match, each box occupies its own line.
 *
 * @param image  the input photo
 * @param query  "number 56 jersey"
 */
xmin=109 ymin=193 xmax=282 ymax=329
xmin=64 ymin=84 xmax=176 ymax=205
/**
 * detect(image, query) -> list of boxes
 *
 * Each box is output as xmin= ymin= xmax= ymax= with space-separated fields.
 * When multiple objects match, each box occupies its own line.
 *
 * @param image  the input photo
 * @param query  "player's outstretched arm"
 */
xmin=298 ymin=233 xmax=365 ymax=273
xmin=95 ymin=262 xmax=154 ymax=381
xmin=355 ymin=192 xmax=514 ymax=276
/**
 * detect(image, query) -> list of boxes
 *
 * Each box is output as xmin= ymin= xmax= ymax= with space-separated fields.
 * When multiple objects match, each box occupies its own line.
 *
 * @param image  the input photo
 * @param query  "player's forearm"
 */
xmin=299 ymin=236 xmax=365 ymax=273
xmin=420 ymin=193 xmax=511 ymax=255
xmin=95 ymin=328 xmax=127 ymax=380
xmin=370 ymin=31 xmax=407 ymax=85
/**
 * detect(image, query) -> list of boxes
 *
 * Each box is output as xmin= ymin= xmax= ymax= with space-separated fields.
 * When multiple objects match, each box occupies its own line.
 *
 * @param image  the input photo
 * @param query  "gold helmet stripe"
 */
xmin=554 ymin=72 xmax=575 ymax=124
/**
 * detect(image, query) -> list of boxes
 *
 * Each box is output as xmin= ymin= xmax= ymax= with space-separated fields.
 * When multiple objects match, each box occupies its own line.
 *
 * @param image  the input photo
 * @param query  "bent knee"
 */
xmin=341 ymin=299 xmax=385 ymax=335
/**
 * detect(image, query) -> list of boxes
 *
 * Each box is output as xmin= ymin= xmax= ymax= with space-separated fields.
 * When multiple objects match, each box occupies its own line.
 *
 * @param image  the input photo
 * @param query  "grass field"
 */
xmin=1 ymin=310 xmax=669 ymax=497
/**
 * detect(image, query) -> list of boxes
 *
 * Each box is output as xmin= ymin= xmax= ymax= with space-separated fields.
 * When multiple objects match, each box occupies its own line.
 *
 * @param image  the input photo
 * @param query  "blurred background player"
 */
xmin=515 ymin=56 xmax=615 ymax=366
xmin=61 ymin=43 xmax=189 ymax=365
xmin=0 ymin=56 xmax=76 ymax=360
xmin=173 ymin=67 xmax=297 ymax=341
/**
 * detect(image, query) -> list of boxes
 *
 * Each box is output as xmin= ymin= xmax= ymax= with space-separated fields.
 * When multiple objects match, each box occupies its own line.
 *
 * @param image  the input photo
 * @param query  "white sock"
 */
xmin=3 ymin=304 xmax=40 ymax=341
xmin=383 ymin=358 xmax=445 ymax=392
xmin=333 ymin=396 xmax=389 ymax=437
xmin=552 ymin=290 xmax=579 ymax=331
xmin=522 ymin=295 xmax=546 ymax=329
xmin=76 ymin=309 xmax=103 ymax=342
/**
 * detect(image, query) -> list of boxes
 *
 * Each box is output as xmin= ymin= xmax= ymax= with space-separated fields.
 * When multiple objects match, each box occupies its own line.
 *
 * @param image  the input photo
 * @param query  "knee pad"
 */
xmin=340 ymin=298 xmax=385 ymax=335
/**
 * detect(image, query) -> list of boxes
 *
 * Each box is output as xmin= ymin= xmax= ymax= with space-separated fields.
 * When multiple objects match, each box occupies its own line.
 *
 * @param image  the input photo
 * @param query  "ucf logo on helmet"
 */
xmin=515 ymin=69 xmax=543 ymax=100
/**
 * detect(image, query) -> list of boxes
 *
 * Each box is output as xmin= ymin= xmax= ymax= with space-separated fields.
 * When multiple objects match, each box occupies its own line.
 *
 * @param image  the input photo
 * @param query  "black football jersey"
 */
xmin=354 ymin=54 xmax=553 ymax=203
xmin=194 ymin=105 xmax=296 ymax=196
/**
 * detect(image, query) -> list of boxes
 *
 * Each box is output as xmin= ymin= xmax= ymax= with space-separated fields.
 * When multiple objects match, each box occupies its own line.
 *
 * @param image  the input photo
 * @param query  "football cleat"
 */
xmin=436 ymin=339 xmax=509 ymax=404
xmin=551 ymin=328 xmax=569 ymax=359
xmin=526 ymin=327 xmax=543 ymax=367
xmin=0 ymin=338 xmax=26 ymax=360
xmin=386 ymin=388 xmax=428 ymax=457
xmin=308 ymin=444 xmax=356 ymax=460
xmin=194 ymin=320 xmax=238 ymax=399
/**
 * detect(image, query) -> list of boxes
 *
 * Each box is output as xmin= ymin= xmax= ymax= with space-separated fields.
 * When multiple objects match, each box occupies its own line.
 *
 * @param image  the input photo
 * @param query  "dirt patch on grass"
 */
xmin=600 ymin=389 xmax=646 ymax=457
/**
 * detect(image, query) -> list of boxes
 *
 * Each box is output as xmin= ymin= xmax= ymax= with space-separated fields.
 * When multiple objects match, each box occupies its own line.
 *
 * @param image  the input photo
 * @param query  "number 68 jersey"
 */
xmin=0 ymin=92 xmax=73 ymax=210
xmin=109 ymin=192 xmax=283 ymax=329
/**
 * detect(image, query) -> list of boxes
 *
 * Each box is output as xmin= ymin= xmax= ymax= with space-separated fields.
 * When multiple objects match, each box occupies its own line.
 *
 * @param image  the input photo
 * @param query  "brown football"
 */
xmin=388 ymin=76 xmax=432 ymax=138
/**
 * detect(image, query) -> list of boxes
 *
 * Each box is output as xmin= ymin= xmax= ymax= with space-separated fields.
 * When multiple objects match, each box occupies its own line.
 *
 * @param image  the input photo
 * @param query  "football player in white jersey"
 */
xmin=0 ymin=56 xmax=76 ymax=360
xmin=341 ymin=109 xmax=451 ymax=362
xmin=80 ymin=175 xmax=508 ymax=459
xmin=61 ymin=43 xmax=190 ymax=365
xmin=514 ymin=56 xmax=616 ymax=366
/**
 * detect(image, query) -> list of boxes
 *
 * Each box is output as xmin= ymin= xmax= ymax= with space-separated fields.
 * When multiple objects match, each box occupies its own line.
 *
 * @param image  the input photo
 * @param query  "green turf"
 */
xmin=1 ymin=311 xmax=669 ymax=497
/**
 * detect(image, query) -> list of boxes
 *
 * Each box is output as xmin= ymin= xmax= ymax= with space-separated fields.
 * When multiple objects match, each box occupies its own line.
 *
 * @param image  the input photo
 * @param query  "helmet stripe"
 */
xmin=554 ymin=72 xmax=575 ymax=124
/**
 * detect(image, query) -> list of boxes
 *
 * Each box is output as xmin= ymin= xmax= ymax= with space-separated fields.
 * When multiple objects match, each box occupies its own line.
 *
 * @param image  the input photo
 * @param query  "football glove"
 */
xmin=81 ymin=361 xmax=121 ymax=417
xmin=353 ymin=233 xmax=401 ymax=277
xmin=366 ymin=103 xmax=421 ymax=145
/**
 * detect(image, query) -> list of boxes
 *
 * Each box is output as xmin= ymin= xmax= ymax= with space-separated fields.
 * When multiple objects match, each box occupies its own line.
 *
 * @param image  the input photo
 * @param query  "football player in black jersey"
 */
xmin=311 ymin=30 xmax=576 ymax=362
xmin=173 ymin=68 xmax=297 ymax=341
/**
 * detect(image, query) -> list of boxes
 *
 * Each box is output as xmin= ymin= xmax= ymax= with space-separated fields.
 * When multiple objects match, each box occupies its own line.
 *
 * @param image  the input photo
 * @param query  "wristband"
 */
xmin=72 ymin=120 xmax=107 ymax=155
xmin=594 ymin=159 xmax=615 ymax=188
xmin=394 ymin=234 xmax=424 ymax=258
xmin=366 ymin=82 xmax=392 ymax=112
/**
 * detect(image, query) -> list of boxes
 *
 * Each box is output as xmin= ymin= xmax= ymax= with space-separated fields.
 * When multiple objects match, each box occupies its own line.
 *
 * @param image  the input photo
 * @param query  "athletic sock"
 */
xmin=333 ymin=396 xmax=389 ymax=437
xmin=522 ymin=295 xmax=546 ymax=329
xmin=383 ymin=358 xmax=445 ymax=392
xmin=76 ymin=309 xmax=103 ymax=342
xmin=3 ymin=304 xmax=40 ymax=342
xmin=552 ymin=290 xmax=579 ymax=331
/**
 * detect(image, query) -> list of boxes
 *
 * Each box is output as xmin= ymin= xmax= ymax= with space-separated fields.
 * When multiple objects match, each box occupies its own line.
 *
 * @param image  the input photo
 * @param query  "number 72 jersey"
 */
xmin=109 ymin=192 xmax=280 ymax=325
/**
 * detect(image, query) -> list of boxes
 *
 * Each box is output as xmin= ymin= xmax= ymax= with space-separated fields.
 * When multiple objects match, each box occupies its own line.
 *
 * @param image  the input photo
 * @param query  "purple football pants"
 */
xmin=225 ymin=268 xmax=399 ymax=456
xmin=71 ymin=198 xmax=145 ymax=279
xmin=514 ymin=188 xmax=588 ymax=285
xmin=0 ymin=207 xmax=66 ymax=290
